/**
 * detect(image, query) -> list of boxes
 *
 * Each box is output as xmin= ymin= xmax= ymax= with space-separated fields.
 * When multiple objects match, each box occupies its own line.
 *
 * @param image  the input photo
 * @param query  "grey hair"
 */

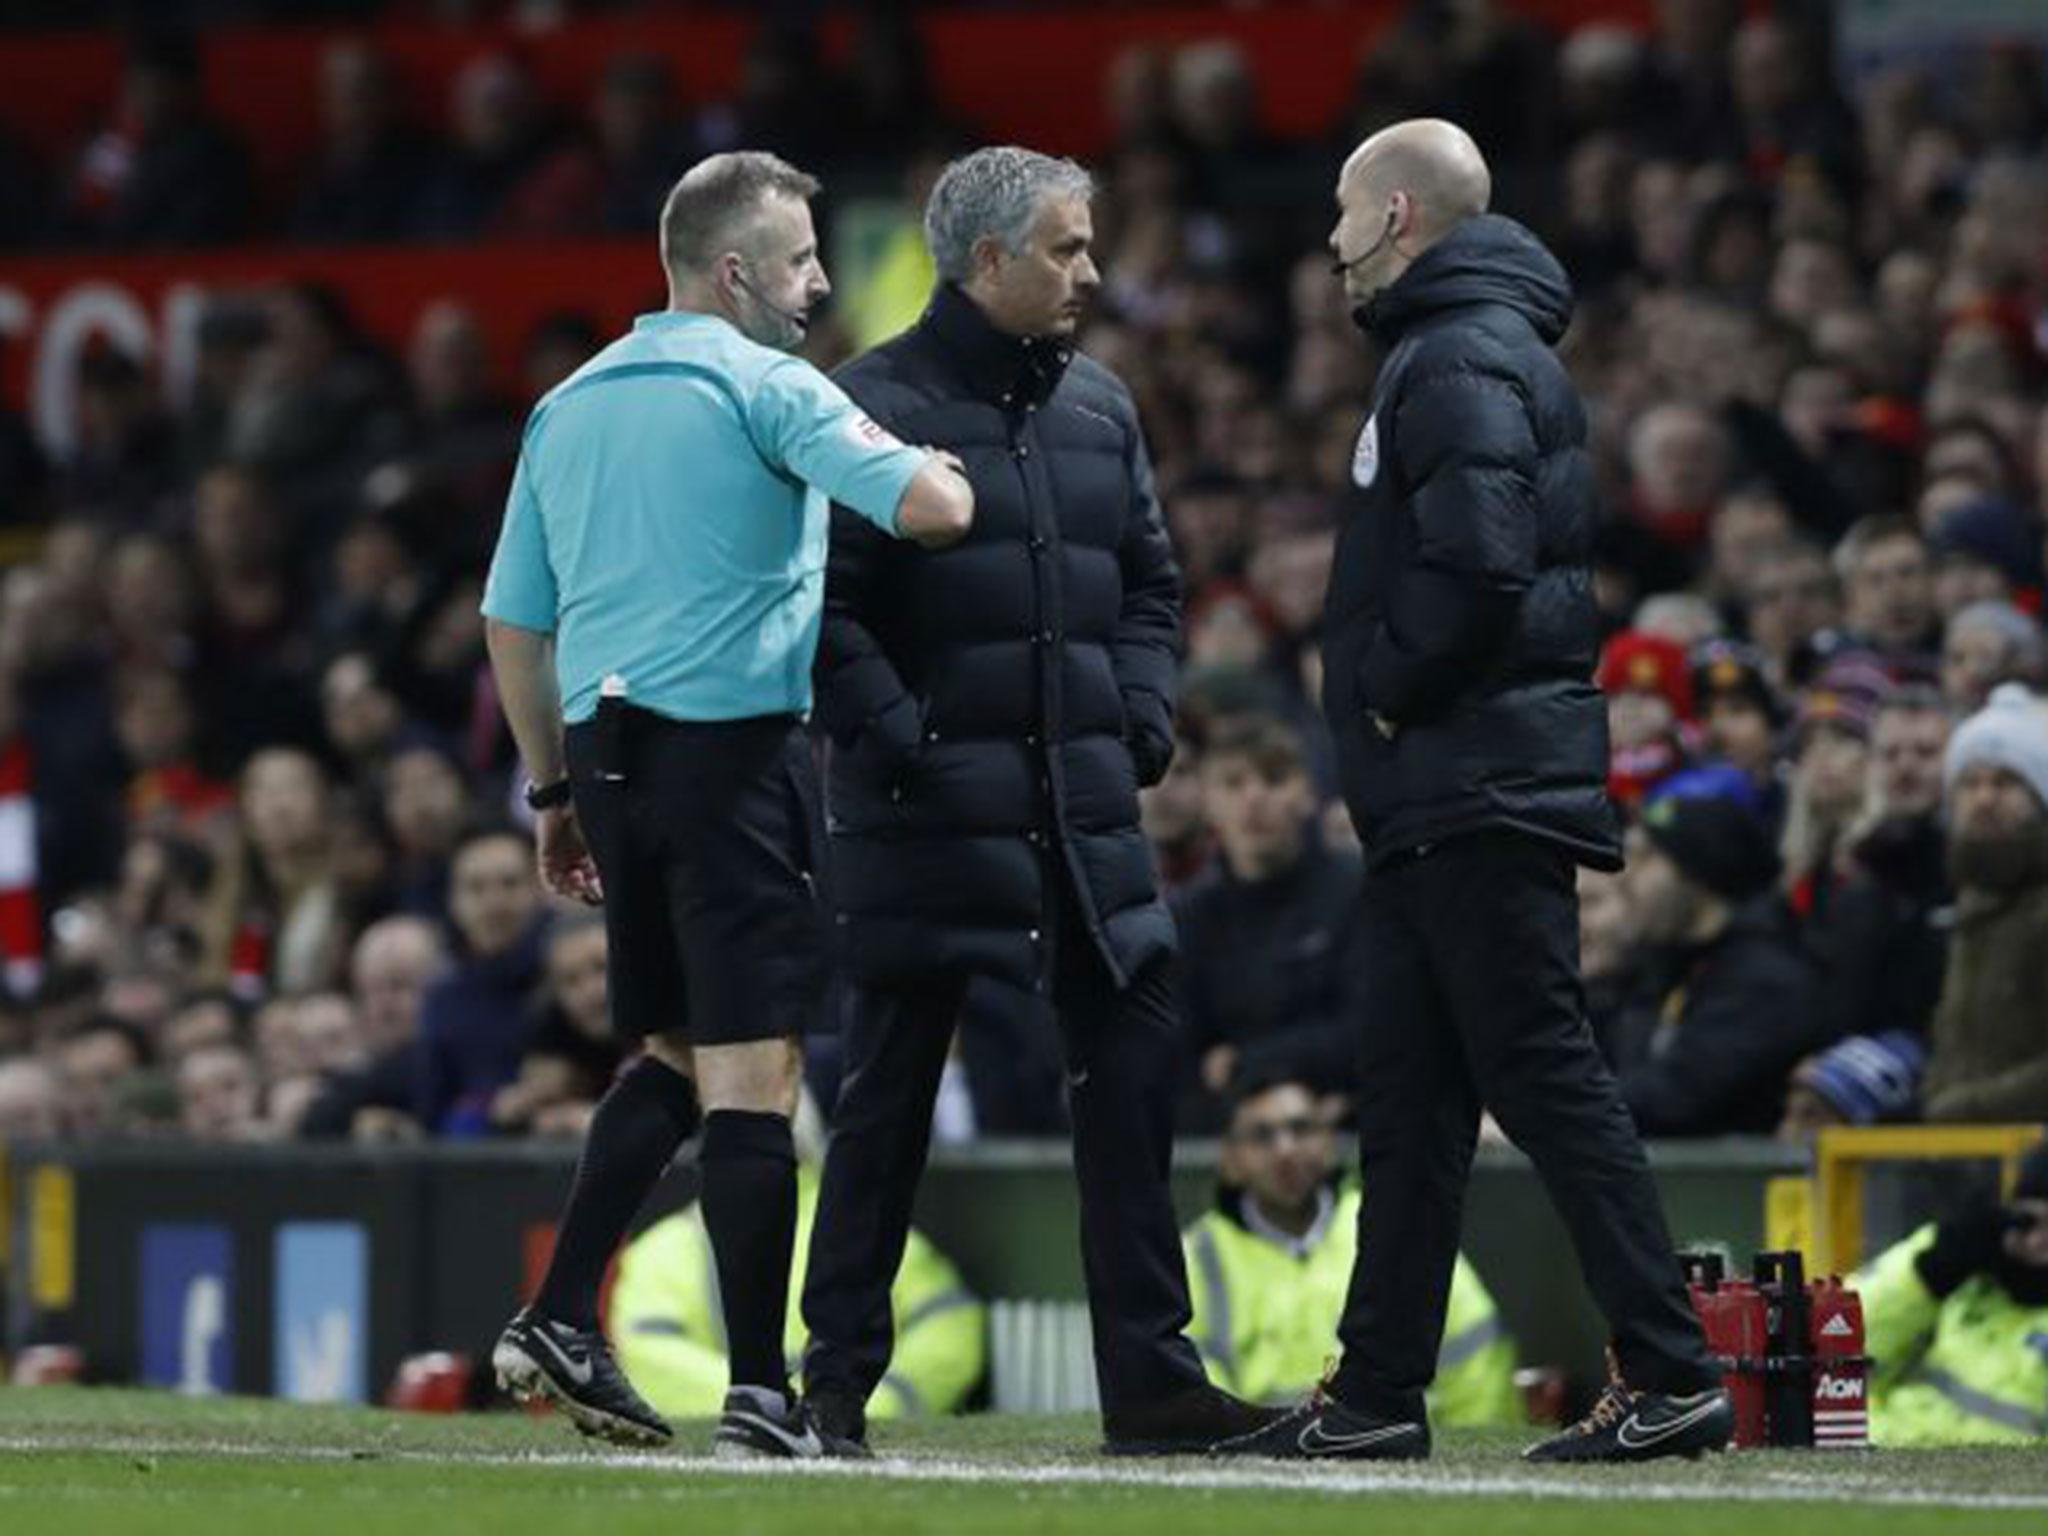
xmin=924 ymin=146 xmax=1094 ymax=284
xmin=659 ymin=151 xmax=820 ymax=278
xmin=1950 ymin=599 xmax=2048 ymax=672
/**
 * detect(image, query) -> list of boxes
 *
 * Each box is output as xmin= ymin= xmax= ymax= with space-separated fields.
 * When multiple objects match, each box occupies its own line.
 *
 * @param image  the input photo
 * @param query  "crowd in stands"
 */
xmin=1 ymin=0 xmax=2046 ymax=1150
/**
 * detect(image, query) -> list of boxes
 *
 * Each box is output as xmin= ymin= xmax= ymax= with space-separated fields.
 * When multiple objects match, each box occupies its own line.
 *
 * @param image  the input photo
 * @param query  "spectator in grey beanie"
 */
xmin=1921 ymin=684 xmax=2048 ymax=1123
xmin=1941 ymin=601 xmax=2048 ymax=715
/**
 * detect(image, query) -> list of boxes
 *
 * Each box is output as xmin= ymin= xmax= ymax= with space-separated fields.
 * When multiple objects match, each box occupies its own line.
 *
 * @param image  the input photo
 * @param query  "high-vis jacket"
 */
xmin=1858 ymin=1224 xmax=2048 ymax=1446
xmin=610 ymin=1167 xmax=985 ymax=1419
xmin=1182 ymin=1182 xmax=1521 ymax=1424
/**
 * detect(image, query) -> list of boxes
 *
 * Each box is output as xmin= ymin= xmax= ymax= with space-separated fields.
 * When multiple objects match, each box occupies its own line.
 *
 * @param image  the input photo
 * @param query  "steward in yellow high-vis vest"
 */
xmin=1855 ymin=1145 xmax=2048 ymax=1447
xmin=611 ymin=1165 xmax=985 ymax=1420
xmin=1183 ymin=1179 xmax=1522 ymax=1424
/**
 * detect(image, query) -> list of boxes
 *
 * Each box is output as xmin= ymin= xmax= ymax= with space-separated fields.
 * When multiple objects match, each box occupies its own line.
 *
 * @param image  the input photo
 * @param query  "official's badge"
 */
xmin=1351 ymin=414 xmax=1379 ymax=489
xmin=845 ymin=413 xmax=900 ymax=450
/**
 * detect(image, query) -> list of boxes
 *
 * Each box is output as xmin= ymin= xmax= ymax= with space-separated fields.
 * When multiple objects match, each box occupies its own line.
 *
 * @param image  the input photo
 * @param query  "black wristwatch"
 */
xmin=524 ymin=777 xmax=573 ymax=812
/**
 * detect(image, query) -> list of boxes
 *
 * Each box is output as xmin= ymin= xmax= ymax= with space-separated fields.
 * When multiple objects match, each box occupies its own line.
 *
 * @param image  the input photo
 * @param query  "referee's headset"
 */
xmin=729 ymin=262 xmax=811 ymax=333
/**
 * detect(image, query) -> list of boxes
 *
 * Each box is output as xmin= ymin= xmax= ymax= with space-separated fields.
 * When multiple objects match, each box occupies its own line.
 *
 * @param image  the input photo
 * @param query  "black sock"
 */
xmin=697 ymin=1108 xmax=798 ymax=1394
xmin=534 ymin=1055 xmax=699 ymax=1330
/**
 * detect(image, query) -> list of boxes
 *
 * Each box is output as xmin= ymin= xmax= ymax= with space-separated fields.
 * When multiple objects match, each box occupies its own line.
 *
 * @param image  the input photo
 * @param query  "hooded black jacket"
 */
xmin=1322 ymin=214 xmax=1621 ymax=870
xmin=813 ymin=284 xmax=1182 ymax=991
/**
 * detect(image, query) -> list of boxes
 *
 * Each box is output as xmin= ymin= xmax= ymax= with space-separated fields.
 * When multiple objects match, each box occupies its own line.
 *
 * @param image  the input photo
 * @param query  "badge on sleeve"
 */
xmin=1351 ymin=414 xmax=1379 ymax=488
xmin=844 ymin=412 xmax=902 ymax=451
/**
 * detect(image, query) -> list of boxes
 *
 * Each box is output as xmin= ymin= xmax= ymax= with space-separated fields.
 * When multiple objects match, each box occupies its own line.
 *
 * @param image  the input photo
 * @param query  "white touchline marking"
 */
xmin=0 ymin=1435 xmax=2045 ymax=1513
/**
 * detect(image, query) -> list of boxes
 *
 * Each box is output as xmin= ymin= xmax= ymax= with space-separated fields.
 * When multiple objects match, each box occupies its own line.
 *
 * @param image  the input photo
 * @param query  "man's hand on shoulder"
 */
xmin=896 ymin=447 xmax=976 ymax=549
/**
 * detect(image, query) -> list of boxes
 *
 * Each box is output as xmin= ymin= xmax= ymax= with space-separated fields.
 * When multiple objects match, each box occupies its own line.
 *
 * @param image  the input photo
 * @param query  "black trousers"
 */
xmin=802 ymin=871 xmax=1207 ymax=1413
xmin=1337 ymin=830 xmax=1715 ymax=1417
xmin=566 ymin=709 xmax=825 ymax=1045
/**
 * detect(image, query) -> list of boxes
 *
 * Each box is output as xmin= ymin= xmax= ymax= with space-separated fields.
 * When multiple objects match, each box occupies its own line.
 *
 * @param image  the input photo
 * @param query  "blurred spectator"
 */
xmin=103 ymin=532 xmax=199 ymax=672
xmin=320 ymin=650 xmax=411 ymax=789
xmin=380 ymin=742 xmax=470 ymax=917
xmin=188 ymin=464 xmax=326 ymax=759
xmin=1622 ymin=401 xmax=1730 ymax=568
xmin=1173 ymin=718 xmax=1364 ymax=1131
xmin=1579 ymin=864 xmax=1638 ymax=1062
xmin=695 ymin=19 xmax=839 ymax=171
xmin=109 ymin=831 xmax=214 ymax=977
xmin=415 ymin=824 xmax=546 ymax=1137
xmin=117 ymin=667 xmax=234 ymax=839
xmin=57 ymin=349 xmax=179 ymax=528
xmin=1780 ymin=662 xmax=1885 ymax=918
xmin=403 ymin=299 xmax=519 ymax=532
xmin=0 ymin=1056 xmax=60 ymax=1140
xmin=176 ymin=1041 xmax=265 ymax=1141
xmin=1927 ymin=498 xmax=2043 ymax=620
xmin=522 ymin=311 xmax=601 ymax=402
xmin=55 ymin=1014 xmax=148 ymax=1138
xmin=1183 ymin=1070 xmax=1520 ymax=1421
xmin=1597 ymin=629 xmax=1695 ymax=810
xmin=1941 ymin=601 xmax=2047 ymax=716
xmin=227 ymin=285 xmax=408 ymax=519
xmin=1633 ymin=591 xmax=1722 ymax=650
xmin=180 ymin=299 xmax=269 ymax=477
xmin=1777 ymin=1029 xmax=1928 ymax=1140
xmin=1139 ymin=728 xmax=1211 ymax=895
xmin=1690 ymin=640 xmax=1784 ymax=814
xmin=1740 ymin=536 xmax=1840 ymax=687
xmin=199 ymin=748 xmax=347 ymax=1001
xmin=489 ymin=912 xmax=623 ymax=1138
xmin=300 ymin=913 xmax=444 ymax=1140
xmin=1919 ymin=686 xmax=2048 ymax=1123
xmin=1702 ymin=487 xmax=1791 ymax=615
xmin=1613 ymin=793 xmax=1819 ymax=1135
xmin=412 ymin=51 xmax=554 ymax=239
xmin=504 ymin=52 xmax=696 ymax=237
xmin=294 ymin=39 xmax=428 ymax=243
xmin=843 ymin=149 xmax=950 ymax=353
xmin=1833 ymin=516 xmax=1939 ymax=674
xmin=63 ymin=30 xmax=250 ymax=246
xmin=1803 ymin=688 xmax=1954 ymax=1049
xmin=160 ymin=990 xmax=239 ymax=1065
xmin=293 ymin=989 xmax=365 ymax=1076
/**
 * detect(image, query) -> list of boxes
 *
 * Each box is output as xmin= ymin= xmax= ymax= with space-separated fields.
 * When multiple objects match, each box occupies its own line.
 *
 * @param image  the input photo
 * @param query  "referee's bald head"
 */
xmin=659 ymin=151 xmax=821 ymax=284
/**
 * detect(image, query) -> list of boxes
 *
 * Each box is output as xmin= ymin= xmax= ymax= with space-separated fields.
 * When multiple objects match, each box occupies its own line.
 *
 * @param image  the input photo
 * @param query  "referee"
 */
xmin=483 ymin=152 xmax=973 ymax=1460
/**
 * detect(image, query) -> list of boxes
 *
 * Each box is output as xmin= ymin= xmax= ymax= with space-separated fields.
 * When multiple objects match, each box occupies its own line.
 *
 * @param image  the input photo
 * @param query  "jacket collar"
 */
xmin=1361 ymin=212 xmax=1574 ymax=347
xmin=922 ymin=282 xmax=1073 ymax=409
xmin=1215 ymin=1173 xmax=1344 ymax=1259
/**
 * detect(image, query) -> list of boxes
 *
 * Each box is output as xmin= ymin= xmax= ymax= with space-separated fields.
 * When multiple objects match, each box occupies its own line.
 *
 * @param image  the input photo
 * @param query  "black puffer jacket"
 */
xmin=814 ymin=284 xmax=1182 ymax=990
xmin=1322 ymin=214 xmax=1621 ymax=870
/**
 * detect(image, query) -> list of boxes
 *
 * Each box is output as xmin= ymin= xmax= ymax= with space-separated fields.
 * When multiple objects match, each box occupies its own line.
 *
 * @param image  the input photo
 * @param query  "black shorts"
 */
xmin=565 ymin=708 xmax=827 ymax=1046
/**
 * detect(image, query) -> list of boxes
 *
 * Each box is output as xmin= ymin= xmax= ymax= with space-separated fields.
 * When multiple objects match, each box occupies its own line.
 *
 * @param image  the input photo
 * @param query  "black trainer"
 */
xmin=1102 ymin=1383 xmax=1295 ymax=1457
xmin=1522 ymin=1379 xmax=1733 ymax=1464
xmin=1207 ymin=1383 xmax=1429 ymax=1461
xmin=714 ymin=1384 xmax=843 ymax=1461
xmin=803 ymin=1386 xmax=875 ymax=1460
xmin=491 ymin=1307 xmax=672 ymax=1447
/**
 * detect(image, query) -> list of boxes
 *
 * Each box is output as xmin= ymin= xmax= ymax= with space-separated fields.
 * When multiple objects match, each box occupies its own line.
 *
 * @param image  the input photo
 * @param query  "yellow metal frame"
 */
xmin=1813 ymin=1124 xmax=2045 ymax=1272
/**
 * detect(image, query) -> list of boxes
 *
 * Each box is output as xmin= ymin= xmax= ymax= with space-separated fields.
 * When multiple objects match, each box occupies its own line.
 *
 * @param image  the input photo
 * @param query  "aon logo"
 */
xmin=1815 ymin=1373 xmax=1866 ymax=1402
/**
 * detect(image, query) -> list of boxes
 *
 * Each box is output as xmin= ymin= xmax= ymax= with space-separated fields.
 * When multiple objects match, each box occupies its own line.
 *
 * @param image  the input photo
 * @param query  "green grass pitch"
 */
xmin=2 ymin=1387 xmax=2045 ymax=1535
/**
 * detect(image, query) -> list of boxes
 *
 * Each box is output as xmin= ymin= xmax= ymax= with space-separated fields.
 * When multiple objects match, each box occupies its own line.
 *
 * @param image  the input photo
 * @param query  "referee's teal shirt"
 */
xmin=481 ymin=310 xmax=929 ymax=724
